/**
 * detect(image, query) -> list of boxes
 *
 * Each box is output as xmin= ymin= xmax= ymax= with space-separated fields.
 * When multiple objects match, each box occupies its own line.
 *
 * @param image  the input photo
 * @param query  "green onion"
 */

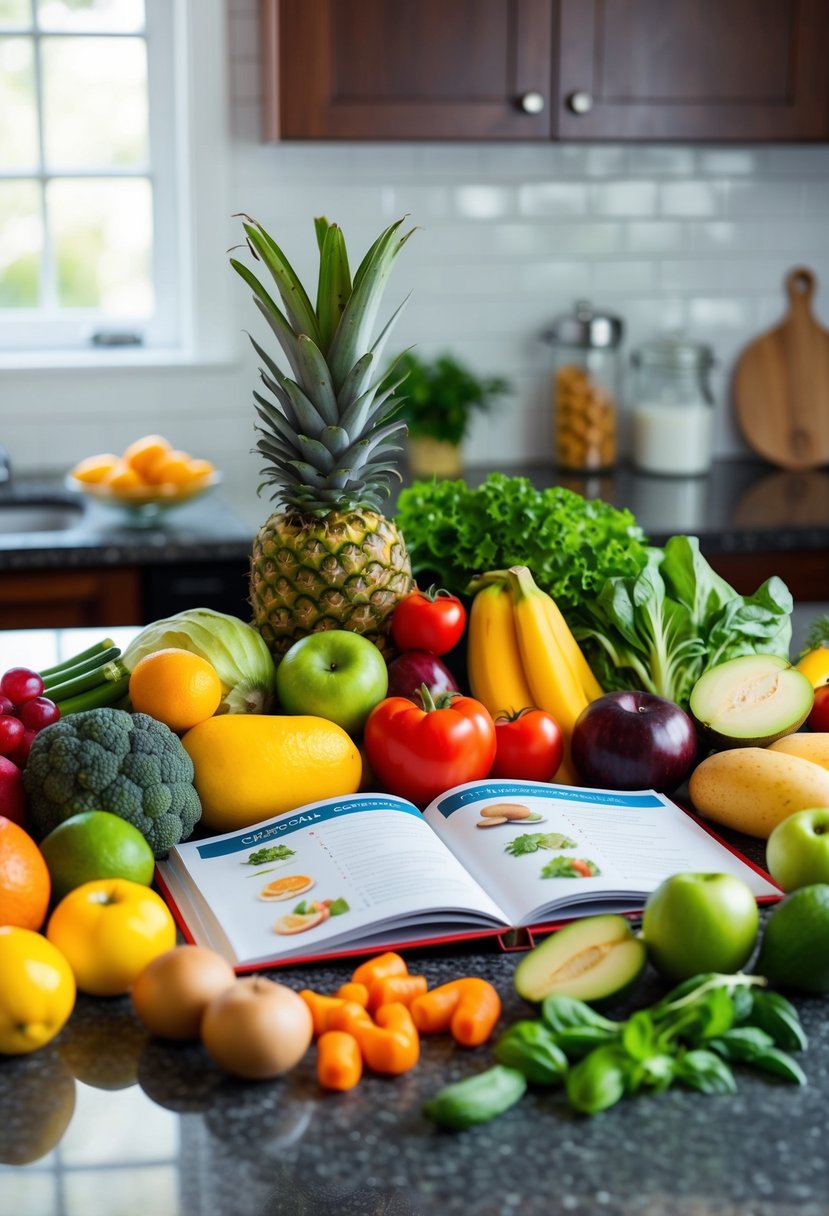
xmin=39 ymin=639 xmax=116 ymax=680
xmin=54 ymin=673 xmax=131 ymax=716
xmin=41 ymin=646 xmax=121 ymax=693
xmin=46 ymin=659 xmax=128 ymax=704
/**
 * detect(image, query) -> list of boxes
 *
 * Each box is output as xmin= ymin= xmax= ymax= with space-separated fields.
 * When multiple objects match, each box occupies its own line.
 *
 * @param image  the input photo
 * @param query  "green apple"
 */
xmin=766 ymin=808 xmax=829 ymax=892
xmin=275 ymin=631 xmax=388 ymax=736
xmin=641 ymin=872 xmax=759 ymax=982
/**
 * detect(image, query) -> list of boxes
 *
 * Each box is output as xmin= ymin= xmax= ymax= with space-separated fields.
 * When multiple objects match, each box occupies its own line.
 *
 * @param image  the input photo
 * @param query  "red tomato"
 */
xmin=489 ymin=708 xmax=564 ymax=782
xmin=808 ymin=684 xmax=829 ymax=732
xmin=363 ymin=689 xmax=496 ymax=807
xmin=390 ymin=587 xmax=467 ymax=656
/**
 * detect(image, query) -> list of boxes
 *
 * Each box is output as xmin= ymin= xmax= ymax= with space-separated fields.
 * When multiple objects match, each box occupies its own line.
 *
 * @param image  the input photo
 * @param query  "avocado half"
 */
xmin=689 ymin=654 xmax=814 ymax=750
xmin=513 ymin=914 xmax=646 ymax=1004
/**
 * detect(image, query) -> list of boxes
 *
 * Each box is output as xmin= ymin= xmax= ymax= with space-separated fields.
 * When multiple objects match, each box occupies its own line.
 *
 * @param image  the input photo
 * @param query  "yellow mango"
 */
xmin=182 ymin=715 xmax=362 ymax=832
xmin=689 ymin=747 xmax=829 ymax=839
xmin=768 ymin=733 xmax=829 ymax=770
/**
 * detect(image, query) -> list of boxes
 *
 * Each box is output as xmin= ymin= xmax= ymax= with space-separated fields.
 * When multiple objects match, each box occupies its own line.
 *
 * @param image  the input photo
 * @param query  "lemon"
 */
xmin=755 ymin=883 xmax=829 ymax=994
xmin=39 ymin=811 xmax=156 ymax=904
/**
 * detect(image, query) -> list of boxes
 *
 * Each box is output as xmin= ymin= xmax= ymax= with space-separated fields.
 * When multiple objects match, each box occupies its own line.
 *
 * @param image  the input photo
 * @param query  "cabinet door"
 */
xmin=266 ymin=0 xmax=554 ymax=140
xmin=0 ymin=568 xmax=141 ymax=630
xmin=557 ymin=0 xmax=829 ymax=141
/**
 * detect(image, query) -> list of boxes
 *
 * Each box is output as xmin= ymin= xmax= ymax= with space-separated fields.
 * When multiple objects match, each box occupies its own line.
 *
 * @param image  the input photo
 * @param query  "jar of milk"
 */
xmin=630 ymin=335 xmax=715 ymax=477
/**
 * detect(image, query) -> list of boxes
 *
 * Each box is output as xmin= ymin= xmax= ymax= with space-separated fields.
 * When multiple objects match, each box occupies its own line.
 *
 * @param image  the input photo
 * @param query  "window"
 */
xmin=0 ymin=0 xmax=215 ymax=358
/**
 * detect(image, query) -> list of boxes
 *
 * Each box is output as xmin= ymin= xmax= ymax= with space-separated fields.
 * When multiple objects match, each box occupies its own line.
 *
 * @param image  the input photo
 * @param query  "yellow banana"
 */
xmin=467 ymin=580 xmax=534 ymax=719
xmin=539 ymin=587 xmax=604 ymax=702
xmin=507 ymin=565 xmax=590 ymax=784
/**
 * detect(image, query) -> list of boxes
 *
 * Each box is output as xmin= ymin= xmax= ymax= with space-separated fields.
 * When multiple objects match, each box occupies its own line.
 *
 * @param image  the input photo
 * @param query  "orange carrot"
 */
xmin=352 ymin=1002 xmax=420 ymax=1075
xmin=299 ymin=989 xmax=345 ymax=1037
xmin=450 ymin=977 xmax=502 ymax=1047
xmin=410 ymin=977 xmax=502 ymax=1046
xmin=367 ymin=973 xmax=428 ymax=1014
xmin=351 ymin=951 xmax=409 ymax=988
xmin=316 ymin=1030 xmax=363 ymax=1091
xmin=325 ymin=999 xmax=373 ymax=1036
xmin=335 ymin=981 xmax=370 ymax=1006
xmin=410 ymin=980 xmax=463 ymax=1034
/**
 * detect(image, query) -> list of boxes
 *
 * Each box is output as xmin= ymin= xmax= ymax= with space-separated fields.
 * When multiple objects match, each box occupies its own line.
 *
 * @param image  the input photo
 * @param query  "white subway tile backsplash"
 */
xmin=688 ymin=221 xmax=768 ymax=253
xmin=696 ymin=148 xmax=764 ymax=176
xmin=518 ymin=181 xmax=590 ymax=216
xmin=726 ymin=179 xmax=803 ymax=217
xmin=659 ymin=260 xmax=722 ymax=292
xmin=589 ymin=180 xmax=658 ymax=217
xmin=519 ymin=261 xmax=592 ymax=294
xmin=688 ymin=297 xmax=753 ymax=330
xmin=624 ymin=221 xmax=684 ymax=253
xmin=626 ymin=146 xmax=695 ymax=177
xmin=802 ymin=182 xmax=829 ymax=216
xmin=766 ymin=146 xmax=829 ymax=176
xmin=454 ymin=185 xmax=514 ymax=219
xmin=590 ymin=260 xmax=657 ymax=293
xmin=659 ymin=180 xmax=726 ymax=217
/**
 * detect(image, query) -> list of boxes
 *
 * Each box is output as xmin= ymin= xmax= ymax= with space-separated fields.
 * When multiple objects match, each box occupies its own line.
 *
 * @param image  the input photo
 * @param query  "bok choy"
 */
xmin=572 ymin=535 xmax=793 ymax=710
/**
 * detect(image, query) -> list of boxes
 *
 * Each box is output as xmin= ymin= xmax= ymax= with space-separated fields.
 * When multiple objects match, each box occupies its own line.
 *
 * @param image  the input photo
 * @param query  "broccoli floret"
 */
xmin=24 ymin=708 xmax=202 ymax=858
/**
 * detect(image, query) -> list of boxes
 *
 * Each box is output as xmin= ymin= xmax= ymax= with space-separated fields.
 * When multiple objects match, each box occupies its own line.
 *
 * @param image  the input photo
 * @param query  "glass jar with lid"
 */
xmin=630 ymin=335 xmax=715 ymax=476
xmin=543 ymin=300 xmax=623 ymax=473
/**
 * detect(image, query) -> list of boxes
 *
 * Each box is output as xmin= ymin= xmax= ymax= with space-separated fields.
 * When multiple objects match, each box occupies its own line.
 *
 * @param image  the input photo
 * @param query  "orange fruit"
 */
xmin=147 ymin=449 xmax=193 ymax=486
xmin=185 ymin=456 xmax=215 ymax=481
xmin=122 ymin=434 xmax=172 ymax=479
xmin=128 ymin=647 xmax=223 ymax=732
xmin=0 ymin=817 xmax=51 ymax=932
xmin=70 ymin=454 xmax=119 ymax=484
xmin=257 ymin=874 xmax=314 ymax=902
xmin=103 ymin=459 xmax=144 ymax=492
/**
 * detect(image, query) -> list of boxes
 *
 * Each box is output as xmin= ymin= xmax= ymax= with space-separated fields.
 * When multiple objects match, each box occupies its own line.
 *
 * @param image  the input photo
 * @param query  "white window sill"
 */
xmin=0 ymin=346 xmax=241 ymax=373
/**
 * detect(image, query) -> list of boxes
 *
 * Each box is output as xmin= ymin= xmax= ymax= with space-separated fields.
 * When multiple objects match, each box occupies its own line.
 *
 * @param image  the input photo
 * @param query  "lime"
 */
xmin=755 ymin=883 xmax=829 ymax=994
xmin=39 ymin=811 xmax=156 ymax=903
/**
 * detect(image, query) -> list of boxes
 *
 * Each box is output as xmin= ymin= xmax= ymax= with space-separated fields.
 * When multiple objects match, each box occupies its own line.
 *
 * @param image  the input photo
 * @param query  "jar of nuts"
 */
xmin=543 ymin=301 xmax=624 ymax=472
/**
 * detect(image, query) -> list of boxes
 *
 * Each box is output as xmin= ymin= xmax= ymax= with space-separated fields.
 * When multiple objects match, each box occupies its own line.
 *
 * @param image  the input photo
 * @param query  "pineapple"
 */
xmin=231 ymin=214 xmax=416 ymax=660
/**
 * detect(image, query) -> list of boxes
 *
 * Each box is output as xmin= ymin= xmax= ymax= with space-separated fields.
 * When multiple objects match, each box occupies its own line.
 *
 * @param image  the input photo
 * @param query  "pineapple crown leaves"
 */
xmin=231 ymin=212 xmax=416 ymax=516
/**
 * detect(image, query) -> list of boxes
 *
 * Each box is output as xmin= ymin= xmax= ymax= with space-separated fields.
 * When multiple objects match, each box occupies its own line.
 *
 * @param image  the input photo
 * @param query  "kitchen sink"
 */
xmin=0 ymin=500 xmax=85 ymax=533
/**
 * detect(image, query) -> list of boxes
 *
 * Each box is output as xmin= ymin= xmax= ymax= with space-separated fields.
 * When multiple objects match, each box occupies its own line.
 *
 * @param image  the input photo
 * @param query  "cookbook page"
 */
xmin=423 ymin=780 xmax=780 ymax=927
xmin=157 ymin=792 xmax=509 ymax=965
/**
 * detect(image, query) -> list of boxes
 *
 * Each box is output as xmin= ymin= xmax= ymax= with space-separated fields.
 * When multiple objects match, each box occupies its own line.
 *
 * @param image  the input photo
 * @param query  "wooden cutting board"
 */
xmin=734 ymin=267 xmax=829 ymax=470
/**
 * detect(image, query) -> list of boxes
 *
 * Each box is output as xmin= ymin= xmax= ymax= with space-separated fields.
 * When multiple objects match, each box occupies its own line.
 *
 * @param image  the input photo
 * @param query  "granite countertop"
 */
xmin=3 ymin=920 xmax=829 ymax=1216
xmin=2 ymin=457 xmax=829 ymax=575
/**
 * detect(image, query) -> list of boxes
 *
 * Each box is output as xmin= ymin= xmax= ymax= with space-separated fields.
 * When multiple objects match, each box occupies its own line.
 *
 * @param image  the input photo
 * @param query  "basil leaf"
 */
xmin=746 ymin=1047 xmax=807 ymax=1086
xmin=674 ymin=1049 xmax=737 ymax=1095
xmin=565 ymin=1046 xmax=631 ymax=1115
xmin=541 ymin=994 xmax=617 ymax=1036
xmin=730 ymin=983 xmax=756 ymax=1025
xmin=638 ymin=1053 xmax=676 ymax=1093
xmin=494 ymin=1021 xmax=568 ymax=1086
xmin=708 ymin=1027 xmax=775 ymax=1063
xmin=748 ymin=989 xmax=808 ymax=1052
xmin=552 ymin=1026 xmax=618 ymax=1059
xmin=622 ymin=1011 xmax=656 ymax=1061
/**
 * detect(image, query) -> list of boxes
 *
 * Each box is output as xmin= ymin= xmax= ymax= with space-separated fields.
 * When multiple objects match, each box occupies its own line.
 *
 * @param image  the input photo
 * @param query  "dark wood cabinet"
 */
xmin=0 ymin=568 xmax=141 ymax=631
xmin=262 ymin=0 xmax=829 ymax=143
xmin=557 ymin=0 xmax=829 ymax=142
xmin=266 ymin=0 xmax=554 ymax=140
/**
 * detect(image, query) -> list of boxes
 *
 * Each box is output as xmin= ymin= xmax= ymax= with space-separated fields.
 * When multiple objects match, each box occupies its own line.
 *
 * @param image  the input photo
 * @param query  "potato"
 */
xmin=768 ymin=733 xmax=829 ymax=770
xmin=689 ymin=747 xmax=829 ymax=839
xmin=201 ymin=977 xmax=313 ymax=1079
xmin=131 ymin=945 xmax=236 ymax=1041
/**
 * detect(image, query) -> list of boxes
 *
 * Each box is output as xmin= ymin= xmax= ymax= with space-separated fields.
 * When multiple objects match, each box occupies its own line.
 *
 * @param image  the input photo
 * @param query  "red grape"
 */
xmin=0 ymin=695 xmax=13 ymax=716
xmin=18 ymin=696 xmax=61 ymax=731
xmin=7 ymin=728 xmax=37 ymax=767
xmin=1 ymin=667 xmax=44 ymax=704
xmin=0 ymin=715 xmax=25 ymax=756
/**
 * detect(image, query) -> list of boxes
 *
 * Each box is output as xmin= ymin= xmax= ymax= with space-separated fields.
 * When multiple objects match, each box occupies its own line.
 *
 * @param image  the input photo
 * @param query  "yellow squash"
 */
xmin=182 ymin=715 xmax=362 ymax=832
xmin=689 ymin=746 xmax=829 ymax=839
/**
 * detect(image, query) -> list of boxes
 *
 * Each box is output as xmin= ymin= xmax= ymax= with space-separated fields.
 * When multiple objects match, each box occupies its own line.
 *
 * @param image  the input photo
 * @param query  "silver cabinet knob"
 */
xmin=519 ymin=91 xmax=545 ymax=115
xmin=567 ymin=91 xmax=594 ymax=115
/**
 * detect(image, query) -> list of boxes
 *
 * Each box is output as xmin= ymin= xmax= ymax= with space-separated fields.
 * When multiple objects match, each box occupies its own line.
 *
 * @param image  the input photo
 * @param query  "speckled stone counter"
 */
xmin=3 ymin=907 xmax=829 ymax=1216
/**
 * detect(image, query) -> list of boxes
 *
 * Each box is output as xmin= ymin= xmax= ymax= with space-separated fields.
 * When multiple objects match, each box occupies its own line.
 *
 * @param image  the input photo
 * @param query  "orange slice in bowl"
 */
xmin=274 ymin=907 xmax=330 ymax=935
xmin=123 ymin=434 xmax=172 ymax=480
xmin=257 ymin=875 xmax=315 ymax=902
xmin=70 ymin=454 xmax=120 ymax=484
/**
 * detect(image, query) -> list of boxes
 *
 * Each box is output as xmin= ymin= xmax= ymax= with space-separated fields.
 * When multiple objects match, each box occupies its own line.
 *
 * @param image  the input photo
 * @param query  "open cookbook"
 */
xmin=154 ymin=780 xmax=781 ymax=970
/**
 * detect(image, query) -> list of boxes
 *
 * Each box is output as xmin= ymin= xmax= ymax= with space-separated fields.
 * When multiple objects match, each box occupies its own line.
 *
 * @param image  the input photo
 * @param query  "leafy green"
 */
xmin=540 ymin=856 xmax=600 ymax=878
xmin=504 ymin=831 xmax=577 ymax=856
xmin=573 ymin=534 xmax=793 ymax=709
xmin=243 ymin=845 xmax=296 ymax=866
xmin=383 ymin=350 xmax=510 ymax=445
xmin=393 ymin=474 xmax=649 ymax=614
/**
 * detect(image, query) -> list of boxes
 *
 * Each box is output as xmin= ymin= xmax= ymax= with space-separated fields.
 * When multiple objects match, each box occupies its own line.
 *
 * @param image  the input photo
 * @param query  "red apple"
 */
xmin=385 ymin=649 xmax=459 ymax=703
xmin=571 ymin=690 xmax=698 ymax=793
xmin=808 ymin=685 xmax=829 ymax=732
xmin=0 ymin=757 xmax=27 ymax=827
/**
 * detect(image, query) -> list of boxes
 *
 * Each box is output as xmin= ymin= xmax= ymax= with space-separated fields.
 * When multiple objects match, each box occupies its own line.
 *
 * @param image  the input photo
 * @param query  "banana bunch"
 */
xmin=467 ymin=566 xmax=603 ymax=784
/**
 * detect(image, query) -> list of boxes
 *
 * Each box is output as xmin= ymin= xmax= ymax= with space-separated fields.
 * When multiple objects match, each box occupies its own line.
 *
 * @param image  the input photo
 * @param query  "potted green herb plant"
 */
xmin=386 ymin=351 xmax=511 ymax=478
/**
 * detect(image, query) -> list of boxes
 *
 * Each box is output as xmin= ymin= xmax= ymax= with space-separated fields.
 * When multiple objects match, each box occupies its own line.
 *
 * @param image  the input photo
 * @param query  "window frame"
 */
xmin=0 ymin=0 xmax=231 ymax=367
